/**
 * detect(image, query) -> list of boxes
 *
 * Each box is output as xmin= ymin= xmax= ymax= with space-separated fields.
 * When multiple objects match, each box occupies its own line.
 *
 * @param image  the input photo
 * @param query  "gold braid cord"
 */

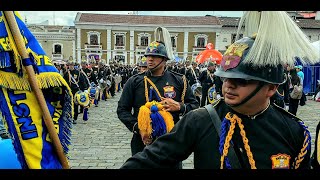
xmin=294 ymin=127 xmax=311 ymax=169
xmin=144 ymin=75 xmax=186 ymax=103
xmin=181 ymin=75 xmax=187 ymax=103
xmin=220 ymin=112 xmax=257 ymax=169
xmin=144 ymin=76 xmax=162 ymax=102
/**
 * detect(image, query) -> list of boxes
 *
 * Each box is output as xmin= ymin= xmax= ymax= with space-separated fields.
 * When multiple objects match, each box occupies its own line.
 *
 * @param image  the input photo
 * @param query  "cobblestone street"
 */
xmin=68 ymin=92 xmax=320 ymax=169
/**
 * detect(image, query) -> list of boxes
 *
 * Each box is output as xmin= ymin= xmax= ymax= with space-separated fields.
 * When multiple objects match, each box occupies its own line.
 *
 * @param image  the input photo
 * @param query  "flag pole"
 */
xmin=3 ymin=11 xmax=70 ymax=169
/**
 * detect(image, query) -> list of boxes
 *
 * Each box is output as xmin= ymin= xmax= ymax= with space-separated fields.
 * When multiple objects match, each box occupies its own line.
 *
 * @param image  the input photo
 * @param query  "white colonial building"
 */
xmin=27 ymin=25 xmax=76 ymax=63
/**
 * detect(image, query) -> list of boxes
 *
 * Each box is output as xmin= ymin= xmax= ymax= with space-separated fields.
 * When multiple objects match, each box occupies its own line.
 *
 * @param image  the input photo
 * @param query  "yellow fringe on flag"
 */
xmin=0 ymin=71 xmax=67 ymax=91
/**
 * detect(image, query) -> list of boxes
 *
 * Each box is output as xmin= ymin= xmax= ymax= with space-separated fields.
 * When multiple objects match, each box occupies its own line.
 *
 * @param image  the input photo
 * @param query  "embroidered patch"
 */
xmin=270 ymin=153 xmax=291 ymax=169
xmin=147 ymin=41 xmax=160 ymax=54
xmin=221 ymin=43 xmax=249 ymax=71
xmin=163 ymin=85 xmax=176 ymax=99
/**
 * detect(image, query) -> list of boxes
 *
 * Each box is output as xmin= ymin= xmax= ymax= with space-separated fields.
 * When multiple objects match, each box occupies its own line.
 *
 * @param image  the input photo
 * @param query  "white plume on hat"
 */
xmin=235 ymin=11 xmax=320 ymax=67
xmin=154 ymin=27 xmax=175 ymax=61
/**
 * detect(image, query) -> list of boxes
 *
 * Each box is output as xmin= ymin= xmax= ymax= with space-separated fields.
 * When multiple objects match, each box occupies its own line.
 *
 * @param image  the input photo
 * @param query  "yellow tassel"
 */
xmin=138 ymin=105 xmax=152 ymax=138
xmin=159 ymin=110 xmax=174 ymax=132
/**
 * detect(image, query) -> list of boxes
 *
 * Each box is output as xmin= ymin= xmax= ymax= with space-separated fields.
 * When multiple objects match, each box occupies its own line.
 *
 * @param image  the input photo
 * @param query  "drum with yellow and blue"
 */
xmin=208 ymin=85 xmax=217 ymax=104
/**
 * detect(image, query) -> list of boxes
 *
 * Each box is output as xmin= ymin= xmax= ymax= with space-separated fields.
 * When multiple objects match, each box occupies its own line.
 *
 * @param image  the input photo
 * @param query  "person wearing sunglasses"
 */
xmin=120 ymin=11 xmax=319 ymax=169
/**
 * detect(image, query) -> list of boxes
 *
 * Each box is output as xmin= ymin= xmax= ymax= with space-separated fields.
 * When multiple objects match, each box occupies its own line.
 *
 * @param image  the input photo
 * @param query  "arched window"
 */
xmin=141 ymin=36 xmax=149 ymax=46
xmin=138 ymin=33 xmax=151 ymax=46
xmin=90 ymin=34 xmax=98 ymax=45
xmin=52 ymin=43 xmax=63 ymax=54
xmin=194 ymin=34 xmax=208 ymax=48
xmin=170 ymin=33 xmax=178 ymax=48
xmin=116 ymin=35 xmax=124 ymax=46
xmin=197 ymin=38 xmax=205 ymax=48
xmin=87 ymin=31 xmax=101 ymax=45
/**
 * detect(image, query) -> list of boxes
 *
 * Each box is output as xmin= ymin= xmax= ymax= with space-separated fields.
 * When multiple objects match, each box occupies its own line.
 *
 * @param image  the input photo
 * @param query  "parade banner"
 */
xmin=0 ymin=11 xmax=73 ymax=169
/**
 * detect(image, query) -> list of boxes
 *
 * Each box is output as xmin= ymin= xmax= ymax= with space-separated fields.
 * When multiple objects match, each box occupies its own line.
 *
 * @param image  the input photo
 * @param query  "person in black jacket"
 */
xmin=117 ymin=27 xmax=199 ymax=158
xmin=312 ymin=121 xmax=320 ymax=169
xmin=120 ymin=12 xmax=319 ymax=169
xmin=64 ymin=61 xmax=90 ymax=124
xmin=198 ymin=61 xmax=216 ymax=107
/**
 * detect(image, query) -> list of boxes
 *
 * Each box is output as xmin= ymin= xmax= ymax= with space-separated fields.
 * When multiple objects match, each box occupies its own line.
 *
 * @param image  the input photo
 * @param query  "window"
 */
xmin=223 ymin=38 xmax=227 ymax=42
xmin=87 ymin=31 xmax=101 ymax=45
xmin=171 ymin=37 xmax=176 ymax=47
xmin=141 ymin=36 xmax=149 ymax=46
xmin=116 ymin=35 xmax=124 ymax=46
xmin=90 ymin=34 xmax=98 ymax=45
xmin=197 ymin=38 xmax=206 ymax=48
xmin=231 ymin=34 xmax=243 ymax=44
xmin=138 ymin=33 xmax=151 ymax=46
xmin=194 ymin=34 xmax=208 ymax=48
xmin=170 ymin=33 xmax=178 ymax=48
xmin=52 ymin=43 xmax=63 ymax=54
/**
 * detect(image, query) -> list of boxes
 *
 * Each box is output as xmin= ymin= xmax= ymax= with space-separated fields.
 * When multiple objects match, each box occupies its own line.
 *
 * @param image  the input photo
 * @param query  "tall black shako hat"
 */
xmin=215 ymin=11 xmax=319 ymax=84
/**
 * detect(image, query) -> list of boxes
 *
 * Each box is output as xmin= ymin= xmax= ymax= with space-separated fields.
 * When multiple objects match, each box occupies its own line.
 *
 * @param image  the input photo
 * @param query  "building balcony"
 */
xmin=85 ymin=44 xmax=102 ymax=54
xmin=114 ymin=45 xmax=125 ymax=50
xmin=52 ymin=54 xmax=63 ymax=60
xmin=85 ymin=44 xmax=102 ymax=49
xmin=135 ymin=45 xmax=147 ymax=50
xmin=192 ymin=47 xmax=206 ymax=52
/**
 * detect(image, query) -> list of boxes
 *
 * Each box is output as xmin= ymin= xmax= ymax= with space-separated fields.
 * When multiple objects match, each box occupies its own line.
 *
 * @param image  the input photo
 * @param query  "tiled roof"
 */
xmin=78 ymin=13 xmax=221 ymax=26
xmin=217 ymin=17 xmax=241 ymax=27
xmin=218 ymin=17 xmax=320 ymax=29
xmin=295 ymin=19 xmax=320 ymax=29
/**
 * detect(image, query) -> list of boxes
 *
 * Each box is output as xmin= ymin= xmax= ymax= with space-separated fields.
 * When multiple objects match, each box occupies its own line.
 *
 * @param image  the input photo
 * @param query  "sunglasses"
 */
xmin=220 ymin=77 xmax=258 ymax=87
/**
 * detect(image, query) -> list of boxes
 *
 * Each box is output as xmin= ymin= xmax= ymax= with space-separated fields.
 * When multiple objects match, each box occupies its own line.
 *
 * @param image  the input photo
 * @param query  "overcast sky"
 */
xmin=19 ymin=11 xmax=243 ymax=26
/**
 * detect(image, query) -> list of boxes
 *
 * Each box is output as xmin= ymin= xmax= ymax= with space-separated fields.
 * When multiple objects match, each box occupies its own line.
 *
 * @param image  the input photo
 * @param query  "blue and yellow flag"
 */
xmin=0 ymin=11 xmax=73 ymax=169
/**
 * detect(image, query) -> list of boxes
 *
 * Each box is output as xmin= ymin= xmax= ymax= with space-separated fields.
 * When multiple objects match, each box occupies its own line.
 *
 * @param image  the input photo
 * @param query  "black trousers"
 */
xmin=72 ymin=90 xmax=79 ymax=121
xmin=289 ymin=98 xmax=299 ymax=115
xmin=109 ymin=82 xmax=116 ymax=96
xmin=200 ymin=85 xmax=210 ymax=107
xmin=300 ymin=93 xmax=306 ymax=106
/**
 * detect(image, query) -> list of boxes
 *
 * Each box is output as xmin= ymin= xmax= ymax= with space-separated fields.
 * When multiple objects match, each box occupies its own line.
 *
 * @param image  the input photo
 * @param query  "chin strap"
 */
xmin=228 ymin=81 xmax=265 ymax=108
xmin=146 ymin=59 xmax=165 ymax=76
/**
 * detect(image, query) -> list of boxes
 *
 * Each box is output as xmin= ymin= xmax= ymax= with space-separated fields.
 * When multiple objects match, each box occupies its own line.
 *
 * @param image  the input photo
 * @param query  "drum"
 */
xmin=208 ymin=85 xmax=217 ymax=104
xmin=114 ymin=74 xmax=122 ymax=84
xmin=99 ymin=78 xmax=107 ymax=90
xmin=191 ymin=80 xmax=202 ymax=97
xmin=74 ymin=90 xmax=90 ymax=107
xmin=106 ymin=80 xmax=111 ymax=88
xmin=89 ymin=86 xmax=99 ymax=99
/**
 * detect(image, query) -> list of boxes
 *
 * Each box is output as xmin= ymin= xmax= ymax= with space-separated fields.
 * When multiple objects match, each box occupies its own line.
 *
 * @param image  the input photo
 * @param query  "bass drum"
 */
xmin=208 ymin=85 xmax=217 ymax=104
xmin=191 ymin=81 xmax=202 ymax=97
xmin=74 ymin=90 xmax=90 ymax=107
xmin=99 ymin=78 xmax=107 ymax=90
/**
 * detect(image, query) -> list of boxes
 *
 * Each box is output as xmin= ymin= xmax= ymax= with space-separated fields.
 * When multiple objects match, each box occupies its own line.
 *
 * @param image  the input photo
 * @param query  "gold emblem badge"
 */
xmin=270 ymin=153 xmax=291 ymax=169
xmin=163 ymin=85 xmax=176 ymax=99
xmin=221 ymin=43 xmax=249 ymax=71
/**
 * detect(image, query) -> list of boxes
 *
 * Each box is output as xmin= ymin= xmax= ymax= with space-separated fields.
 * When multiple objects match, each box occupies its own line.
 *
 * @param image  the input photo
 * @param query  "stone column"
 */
xmin=107 ymin=29 xmax=112 ymax=64
xmin=130 ymin=30 xmax=135 ymax=65
xmin=76 ymin=28 xmax=81 ymax=64
xmin=183 ymin=31 xmax=189 ymax=61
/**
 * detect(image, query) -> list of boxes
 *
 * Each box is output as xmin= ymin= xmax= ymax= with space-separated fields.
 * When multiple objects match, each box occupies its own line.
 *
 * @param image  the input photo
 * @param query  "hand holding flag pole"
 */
xmin=3 ymin=11 xmax=70 ymax=169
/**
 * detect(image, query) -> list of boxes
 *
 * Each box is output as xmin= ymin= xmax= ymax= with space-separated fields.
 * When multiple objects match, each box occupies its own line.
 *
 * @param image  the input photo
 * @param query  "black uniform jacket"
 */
xmin=63 ymin=69 xmax=89 ymax=93
xmin=117 ymin=69 xmax=199 ymax=133
xmin=312 ymin=121 xmax=320 ymax=169
xmin=121 ymin=99 xmax=311 ymax=169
